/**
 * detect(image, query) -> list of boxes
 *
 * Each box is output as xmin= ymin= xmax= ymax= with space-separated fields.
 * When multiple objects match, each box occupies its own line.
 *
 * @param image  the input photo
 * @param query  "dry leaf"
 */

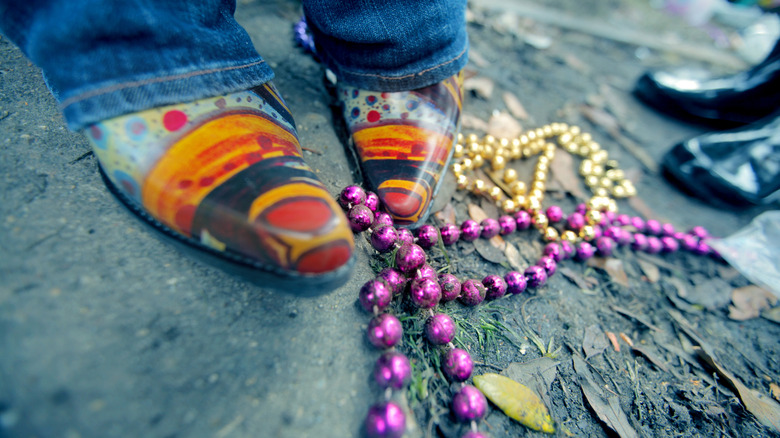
xmin=610 ymin=305 xmax=663 ymax=332
xmin=561 ymin=52 xmax=589 ymax=74
xmin=474 ymin=373 xmax=555 ymax=433
xmin=582 ymin=324 xmax=609 ymax=359
xmin=468 ymin=203 xmax=489 ymax=222
xmin=502 ymin=91 xmax=529 ymax=120
xmin=684 ymin=278 xmax=732 ymax=310
xmin=434 ymin=202 xmax=456 ymax=225
xmin=461 ymin=113 xmax=489 ymax=132
xmin=606 ymin=331 xmax=620 ymax=352
xmin=729 ymin=285 xmax=778 ymax=321
xmin=763 ymin=306 xmax=780 ymax=324
xmin=463 ymin=76 xmax=495 ymax=99
xmin=487 ymin=111 xmax=523 ymax=139
xmin=588 ymin=257 xmax=629 ymax=288
xmin=559 ymin=266 xmax=595 ymax=290
xmin=637 ymin=259 xmax=660 ymax=283
xmin=630 ymin=344 xmax=669 ymax=373
xmin=550 ymin=149 xmax=586 ymax=200
xmin=504 ymin=243 xmax=526 ymax=271
xmin=771 ymin=383 xmax=780 ymax=402
xmin=468 ymin=49 xmax=490 ymax=68
xmin=580 ymin=104 xmax=620 ymax=136
xmin=572 ymin=356 xmax=639 ymax=438
xmin=473 ymin=239 xmax=507 ymax=264
xmin=619 ymin=332 xmax=634 ymax=348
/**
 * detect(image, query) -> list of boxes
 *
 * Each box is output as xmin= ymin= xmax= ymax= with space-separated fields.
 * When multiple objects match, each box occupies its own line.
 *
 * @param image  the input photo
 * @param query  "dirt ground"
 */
xmin=1 ymin=0 xmax=779 ymax=437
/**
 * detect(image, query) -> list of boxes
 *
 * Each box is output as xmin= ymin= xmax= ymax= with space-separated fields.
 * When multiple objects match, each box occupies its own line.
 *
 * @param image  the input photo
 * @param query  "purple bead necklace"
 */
xmin=336 ymin=134 xmax=718 ymax=438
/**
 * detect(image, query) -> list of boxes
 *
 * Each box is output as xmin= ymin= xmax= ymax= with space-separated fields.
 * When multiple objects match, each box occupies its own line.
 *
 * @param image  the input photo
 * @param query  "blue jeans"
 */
xmin=0 ymin=0 xmax=468 ymax=131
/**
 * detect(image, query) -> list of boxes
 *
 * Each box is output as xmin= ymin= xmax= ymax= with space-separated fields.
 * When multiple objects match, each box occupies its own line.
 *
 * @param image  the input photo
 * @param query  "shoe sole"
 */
xmin=99 ymin=165 xmax=355 ymax=296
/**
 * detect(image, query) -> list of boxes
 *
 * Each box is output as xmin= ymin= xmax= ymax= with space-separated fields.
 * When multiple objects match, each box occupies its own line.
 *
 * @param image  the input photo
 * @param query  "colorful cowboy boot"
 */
xmin=86 ymin=84 xmax=355 ymax=294
xmin=339 ymin=72 xmax=463 ymax=227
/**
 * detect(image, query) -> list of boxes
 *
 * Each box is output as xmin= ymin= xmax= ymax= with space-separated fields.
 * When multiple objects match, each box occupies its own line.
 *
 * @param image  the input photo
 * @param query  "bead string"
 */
xmin=336 ymin=126 xmax=718 ymax=438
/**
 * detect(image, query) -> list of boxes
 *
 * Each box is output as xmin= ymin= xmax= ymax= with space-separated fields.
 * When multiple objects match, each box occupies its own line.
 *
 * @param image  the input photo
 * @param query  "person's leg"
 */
xmin=302 ymin=0 xmax=468 ymax=226
xmin=0 ymin=0 xmax=355 ymax=292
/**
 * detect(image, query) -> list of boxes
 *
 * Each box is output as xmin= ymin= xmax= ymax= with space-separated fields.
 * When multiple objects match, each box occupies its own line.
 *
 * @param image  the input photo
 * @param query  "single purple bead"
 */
xmin=693 ymin=240 xmax=711 ymax=256
xmin=338 ymin=185 xmax=366 ymax=209
xmin=543 ymin=242 xmax=563 ymax=262
xmin=545 ymin=205 xmax=564 ymax=223
xmin=365 ymin=401 xmax=405 ymax=438
xmin=645 ymin=236 xmax=663 ymax=254
xmin=602 ymin=210 xmax=615 ymax=225
xmin=374 ymin=351 xmax=412 ymax=390
xmin=443 ymin=348 xmax=473 ymax=382
xmin=396 ymin=228 xmax=415 ymax=246
xmin=425 ymin=313 xmax=457 ymax=345
xmin=415 ymin=264 xmax=437 ymax=281
xmin=460 ymin=220 xmax=481 ymax=241
xmin=461 ymin=432 xmax=490 ymax=438
xmin=567 ymin=212 xmax=586 ymax=231
xmin=575 ymin=203 xmax=588 ymax=214
xmin=631 ymin=233 xmax=648 ymax=251
xmin=662 ymin=223 xmax=676 ymax=236
xmin=630 ymin=216 xmax=645 ymax=232
xmin=395 ymin=243 xmax=426 ymax=274
xmin=367 ymin=314 xmax=403 ymax=349
xmin=681 ymin=234 xmax=699 ymax=252
xmin=438 ymin=273 xmax=462 ymax=302
xmin=514 ymin=210 xmax=531 ymax=230
xmin=498 ymin=215 xmax=516 ymax=235
xmin=560 ymin=240 xmax=575 ymax=259
xmin=410 ymin=277 xmax=441 ymax=309
xmin=349 ymin=205 xmax=375 ymax=233
xmin=504 ymin=271 xmax=526 ymax=294
xmin=603 ymin=226 xmax=622 ymax=241
xmin=616 ymin=214 xmax=631 ymax=226
xmin=524 ymin=265 xmax=548 ymax=288
xmin=459 ymin=279 xmax=486 ymax=306
xmin=416 ymin=225 xmax=439 ymax=249
xmin=645 ymin=219 xmax=662 ymax=236
xmin=372 ymin=212 xmax=395 ymax=228
xmin=452 ymin=385 xmax=487 ymax=423
xmin=592 ymin=224 xmax=603 ymax=240
xmin=371 ymin=225 xmax=398 ymax=253
xmin=617 ymin=228 xmax=632 ymax=246
xmin=575 ymin=241 xmax=596 ymax=261
xmin=537 ymin=255 xmax=557 ymax=277
xmin=483 ymin=274 xmax=508 ymax=300
xmin=364 ymin=191 xmax=380 ymax=213
xmin=440 ymin=223 xmax=461 ymax=245
xmin=595 ymin=236 xmax=615 ymax=257
xmin=661 ymin=236 xmax=679 ymax=253
xmin=691 ymin=226 xmax=709 ymax=239
xmin=378 ymin=268 xmax=407 ymax=296
xmin=673 ymin=231 xmax=686 ymax=240
xmin=359 ymin=279 xmax=393 ymax=313
xmin=480 ymin=218 xmax=500 ymax=239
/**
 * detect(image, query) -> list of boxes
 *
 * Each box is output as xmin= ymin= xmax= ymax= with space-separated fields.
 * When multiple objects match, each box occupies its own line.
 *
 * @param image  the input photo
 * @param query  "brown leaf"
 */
xmin=605 ymin=331 xmax=620 ymax=352
xmin=580 ymin=104 xmax=620 ymax=136
xmin=560 ymin=267 xmax=592 ymax=290
xmin=468 ymin=203 xmax=489 ymax=222
xmin=461 ymin=113 xmax=489 ymax=132
xmin=610 ymin=305 xmax=663 ymax=332
xmin=474 ymin=238 xmax=507 ymax=264
xmin=504 ymin=243 xmax=526 ymax=271
xmin=637 ymin=259 xmax=660 ymax=283
xmin=550 ymin=149 xmax=586 ymax=200
xmin=502 ymin=91 xmax=529 ymax=120
xmin=434 ymin=203 xmax=456 ymax=225
xmin=572 ymin=356 xmax=639 ymax=438
xmin=729 ymin=285 xmax=778 ymax=321
xmin=763 ymin=306 xmax=780 ymax=324
xmin=684 ymin=277 xmax=732 ymax=310
xmin=463 ymin=76 xmax=495 ymax=99
xmin=487 ymin=111 xmax=523 ymax=139
xmin=587 ymin=257 xmax=629 ymax=288
xmin=582 ymin=324 xmax=609 ymax=359
xmin=771 ymin=383 xmax=780 ymax=402
xmin=631 ymin=344 xmax=669 ymax=373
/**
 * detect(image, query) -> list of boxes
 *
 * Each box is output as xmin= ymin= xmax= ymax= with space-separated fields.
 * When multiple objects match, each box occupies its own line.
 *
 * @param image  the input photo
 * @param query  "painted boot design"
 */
xmin=85 ymin=83 xmax=355 ymax=294
xmin=339 ymin=72 xmax=463 ymax=226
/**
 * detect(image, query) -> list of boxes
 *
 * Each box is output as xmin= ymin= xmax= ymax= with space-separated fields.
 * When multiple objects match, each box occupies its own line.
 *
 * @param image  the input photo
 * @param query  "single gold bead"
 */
xmin=536 ymin=161 xmax=549 ymax=173
xmin=593 ymin=187 xmax=609 ymax=197
xmin=454 ymin=143 xmax=465 ymax=158
xmin=558 ymin=132 xmax=573 ymax=145
xmin=612 ymin=185 xmax=627 ymax=198
xmin=502 ymin=199 xmax=517 ymax=213
xmin=522 ymin=147 xmax=533 ymax=158
xmin=534 ymin=128 xmax=545 ymax=139
xmin=527 ymin=197 xmax=542 ymax=213
xmin=586 ymin=210 xmax=602 ymax=225
xmin=494 ymin=146 xmax=507 ymax=158
xmin=543 ymin=125 xmax=553 ymax=137
xmin=489 ymin=186 xmax=503 ymax=201
xmin=533 ymin=170 xmax=547 ymax=182
xmin=513 ymin=195 xmax=527 ymax=208
xmin=606 ymin=159 xmax=619 ymax=169
xmin=451 ymin=163 xmax=464 ymax=175
xmin=537 ymin=155 xmax=550 ymax=167
xmin=587 ymin=141 xmax=601 ymax=152
xmin=532 ymin=180 xmax=546 ymax=193
xmin=510 ymin=180 xmax=527 ymax=196
xmin=591 ymin=164 xmax=605 ymax=176
xmin=467 ymin=133 xmax=479 ymax=143
xmin=462 ymin=157 xmax=474 ymax=171
xmin=607 ymin=199 xmax=618 ymax=213
xmin=543 ymin=149 xmax=556 ymax=160
xmin=472 ymin=179 xmax=486 ymax=194
xmin=562 ymin=230 xmax=578 ymax=242
xmin=472 ymin=154 xmax=484 ymax=168
xmin=527 ymin=130 xmax=537 ymax=141
xmin=491 ymin=155 xmax=506 ymax=171
xmin=578 ymin=145 xmax=592 ymax=157
xmin=591 ymin=150 xmax=608 ymax=164
xmin=468 ymin=142 xmax=481 ymax=157
xmin=564 ymin=142 xmax=579 ymax=154
xmin=544 ymin=226 xmax=559 ymax=242
xmin=457 ymin=133 xmax=464 ymax=143
xmin=482 ymin=144 xmax=495 ymax=159
xmin=599 ymin=177 xmax=614 ymax=189
xmin=530 ymin=188 xmax=545 ymax=201
xmin=580 ymin=224 xmax=596 ymax=241
xmin=585 ymin=175 xmax=600 ymax=187
xmin=580 ymin=132 xmax=592 ymax=142
xmin=532 ymin=213 xmax=549 ymax=230
xmin=484 ymin=134 xmax=496 ymax=145
xmin=606 ymin=168 xmax=625 ymax=181
xmin=456 ymin=174 xmax=470 ymax=190
xmin=499 ymin=137 xmax=510 ymax=148
xmin=624 ymin=182 xmax=637 ymax=197
xmin=587 ymin=196 xmax=605 ymax=211
xmin=569 ymin=126 xmax=581 ymax=136
xmin=503 ymin=168 xmax=518 ymax=184
xmin=580 ymin=159 xmax=594 ymax=176
xmin=519 ymin=134 xmax=530 ymax=145
xmin=511 ymin=138 xmax=521 ymax=148
xmin=510 ymin=145 xmax=522 ymax=159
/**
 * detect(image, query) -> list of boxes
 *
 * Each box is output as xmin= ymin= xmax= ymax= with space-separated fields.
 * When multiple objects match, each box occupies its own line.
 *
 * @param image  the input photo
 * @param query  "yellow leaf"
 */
xmin=473 ymin=373 xmax=555 ymax=433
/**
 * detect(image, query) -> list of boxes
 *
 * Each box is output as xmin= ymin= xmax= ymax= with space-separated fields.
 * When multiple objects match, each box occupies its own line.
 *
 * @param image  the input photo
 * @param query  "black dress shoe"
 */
xmin=662 ymin=111 xmax=780 ymax=206
xmin=634 ymin=42 xmax=780 ymax=126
